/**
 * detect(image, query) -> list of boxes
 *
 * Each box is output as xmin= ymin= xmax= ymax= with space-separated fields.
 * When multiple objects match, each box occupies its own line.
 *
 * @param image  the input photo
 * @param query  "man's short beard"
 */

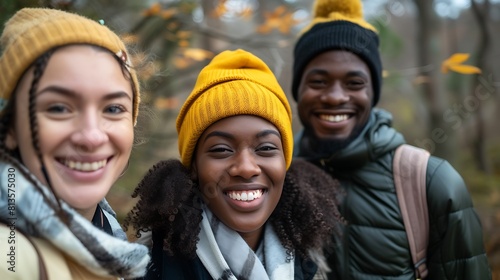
xmin=301 ymin=124 xmax=366 ymax=157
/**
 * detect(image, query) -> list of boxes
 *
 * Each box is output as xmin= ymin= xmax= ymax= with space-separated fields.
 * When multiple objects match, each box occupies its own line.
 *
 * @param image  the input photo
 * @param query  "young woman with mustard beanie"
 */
xmin=0 ymin=8 xmax=149 ymax=279
xmin=125 ymin=49 xmax=344 ymax=279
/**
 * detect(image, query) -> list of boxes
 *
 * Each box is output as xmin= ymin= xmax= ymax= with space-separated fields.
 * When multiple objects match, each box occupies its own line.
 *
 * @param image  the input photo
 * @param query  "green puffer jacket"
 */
xmin=295 ymin=109 xmax=491 ymax=280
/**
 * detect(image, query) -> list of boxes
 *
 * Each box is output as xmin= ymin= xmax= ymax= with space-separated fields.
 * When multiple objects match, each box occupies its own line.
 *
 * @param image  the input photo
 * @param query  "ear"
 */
xmin=5 ymin=128 xmax=18 ymax=150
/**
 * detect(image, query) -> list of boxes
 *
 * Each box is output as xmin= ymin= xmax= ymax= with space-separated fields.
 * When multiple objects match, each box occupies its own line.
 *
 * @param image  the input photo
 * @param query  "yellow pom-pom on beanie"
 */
xmin=293 ymin=0 xmax=382 ymax=105
xmin=0 ymin=8 xmax=141 ymax=124
xmin=308 ymin=0 xmax=376 ymax=33
xmin=176 ymin=49 xmax=293 ymax=169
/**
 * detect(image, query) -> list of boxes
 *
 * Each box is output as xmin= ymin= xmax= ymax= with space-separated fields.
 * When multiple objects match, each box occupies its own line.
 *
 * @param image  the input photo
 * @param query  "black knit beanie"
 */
xmin=292 ymin=0 xmax=382 ymax=106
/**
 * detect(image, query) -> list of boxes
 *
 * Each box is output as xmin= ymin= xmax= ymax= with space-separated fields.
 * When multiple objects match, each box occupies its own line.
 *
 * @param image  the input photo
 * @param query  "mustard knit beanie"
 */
xmin=0 ymin=8 xmax=140 ymax=124
xmin=176 ymin=49 xmax=293 ymax=169
xmin=292 ymin=0 xmax=382 ymax=106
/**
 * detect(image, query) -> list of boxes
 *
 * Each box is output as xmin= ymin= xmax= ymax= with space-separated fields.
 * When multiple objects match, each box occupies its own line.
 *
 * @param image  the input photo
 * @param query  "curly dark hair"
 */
xmin=124 ymin=158 xmax=344 ymax=261
xmin=123 ymin=159 xmax=203 ymax=258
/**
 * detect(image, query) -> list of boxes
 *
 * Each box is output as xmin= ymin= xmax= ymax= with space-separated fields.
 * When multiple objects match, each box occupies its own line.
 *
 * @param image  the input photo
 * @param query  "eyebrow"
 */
xmin=37 ymin=85 xmax=132 ymax=101
xmin=306 ymin=69 xmax=369 ymax=79
xmin=203 ymin=129 xmax=281 ymax=143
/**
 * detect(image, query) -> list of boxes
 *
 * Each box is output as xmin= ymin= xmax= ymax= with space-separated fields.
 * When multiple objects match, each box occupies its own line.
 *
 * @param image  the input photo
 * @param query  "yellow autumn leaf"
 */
xmin=183 ymin=48 xmax=214 ymax=61
xmin=274 ymin=5 xmax=287 ymax=15
xmin=161 ymin=8 xmax=177 ymax=20
xmin=211 ymin=0 xmax=228 ymax=18
xmin=178 ymin=40 xmax=190 ymax=48
xmin=257 ymin=24 xmax=272 ymax=34
xmin=177 ymin=31 xmax=192 ymax=39
xmin=257 ymin=6 xmax=300 ymax=35
xmin=441 ymin=52 xmax=482 ymax=75
xmin=448 ymin=64 xmax=482 ymax=74
xmin=143 ymin=3 xmax=162 ymax=17
xmin=445 ymin=53 xmax=470 ymax=64
xmin=239 ymin=7 xmax=253 ymax=19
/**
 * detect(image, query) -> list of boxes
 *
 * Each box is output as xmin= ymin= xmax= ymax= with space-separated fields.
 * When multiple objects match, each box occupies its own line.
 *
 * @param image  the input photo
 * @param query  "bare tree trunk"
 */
xmin=413 ymin=0 xmax=452 ymax=160
xmin=470 ymin=0 xmax=492 ymax=173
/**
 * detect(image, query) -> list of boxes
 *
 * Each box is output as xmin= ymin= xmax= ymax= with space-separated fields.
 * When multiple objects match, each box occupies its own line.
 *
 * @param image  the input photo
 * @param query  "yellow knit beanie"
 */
xmin=176 ymin=49 xmax=293 ymax=169
xmin=0 ymin=8 xmax=140 ymax=124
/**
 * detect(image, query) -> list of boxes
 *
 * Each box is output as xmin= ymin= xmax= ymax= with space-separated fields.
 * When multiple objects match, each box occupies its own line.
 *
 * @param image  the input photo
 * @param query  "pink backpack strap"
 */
xmin=393 ymin=144 xmax=430 ymax=279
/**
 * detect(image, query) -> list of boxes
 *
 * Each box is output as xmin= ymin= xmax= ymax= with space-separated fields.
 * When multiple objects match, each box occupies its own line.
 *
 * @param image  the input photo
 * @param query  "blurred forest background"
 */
xmin=2 ymin=0 xmax=500 ymax=276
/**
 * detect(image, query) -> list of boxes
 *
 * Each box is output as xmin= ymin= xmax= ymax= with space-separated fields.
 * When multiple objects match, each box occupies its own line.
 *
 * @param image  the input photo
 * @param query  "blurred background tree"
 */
xmin=2 ymin=0 xmax=500 ymax=277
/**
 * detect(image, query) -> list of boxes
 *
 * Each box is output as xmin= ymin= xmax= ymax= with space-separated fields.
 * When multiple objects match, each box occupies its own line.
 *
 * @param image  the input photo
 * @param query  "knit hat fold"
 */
xmin=176 ymin=49 xmax=293 ymax=169
xmin=0 ymin=8 xmax=140 ymax=123
xmin=293 ymin=0 xmax=382 ymax=106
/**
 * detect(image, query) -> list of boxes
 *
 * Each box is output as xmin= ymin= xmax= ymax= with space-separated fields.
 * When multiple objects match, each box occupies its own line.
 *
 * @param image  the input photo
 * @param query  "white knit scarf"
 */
xmin=196 ymin=205 xmax=294 ymax=279
xmin=0 ymin=161 xmax=150 ymax=279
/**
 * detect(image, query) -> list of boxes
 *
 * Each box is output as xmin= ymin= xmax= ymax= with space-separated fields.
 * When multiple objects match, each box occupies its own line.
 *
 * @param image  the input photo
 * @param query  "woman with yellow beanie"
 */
xmin=125 ymin=49 xmax=344 ymax=279
xmin=0 ymin=8 xmax=149 ymax=279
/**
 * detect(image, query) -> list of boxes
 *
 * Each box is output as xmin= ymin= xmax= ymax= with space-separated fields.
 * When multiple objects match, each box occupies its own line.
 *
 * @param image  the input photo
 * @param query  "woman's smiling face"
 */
xmin=7 ymin=45 xmax=134 ymax=219
xmin=194 ymin=115 xmax=286 ymax=245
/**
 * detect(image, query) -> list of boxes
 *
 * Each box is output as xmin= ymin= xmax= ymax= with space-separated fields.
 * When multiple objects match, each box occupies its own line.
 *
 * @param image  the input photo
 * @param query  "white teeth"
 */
xmin=320 ymin=114 xmax=349 ymax=122
xmin=63 ymin=159 xmax=107 ymax=172
xmin=227 ymin=189 xmax=263 ymax=202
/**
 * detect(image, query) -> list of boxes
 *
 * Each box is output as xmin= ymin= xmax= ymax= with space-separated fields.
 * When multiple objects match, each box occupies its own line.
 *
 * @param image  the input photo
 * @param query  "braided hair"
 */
xmin=0 ymin=50 xmax=64 ymax=217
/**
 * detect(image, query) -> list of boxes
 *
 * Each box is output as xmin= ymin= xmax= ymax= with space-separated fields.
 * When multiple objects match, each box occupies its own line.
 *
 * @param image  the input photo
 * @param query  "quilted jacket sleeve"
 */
xmin=426 ymin=157 xmax=492 ymax=280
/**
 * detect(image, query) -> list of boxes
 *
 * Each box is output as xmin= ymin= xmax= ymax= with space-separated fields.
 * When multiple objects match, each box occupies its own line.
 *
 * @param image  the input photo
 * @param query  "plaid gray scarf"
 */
xmin=197 ymin=205 xmax=294 ymax=279
xmin=0 ymin=161 xmax=149 ymax=279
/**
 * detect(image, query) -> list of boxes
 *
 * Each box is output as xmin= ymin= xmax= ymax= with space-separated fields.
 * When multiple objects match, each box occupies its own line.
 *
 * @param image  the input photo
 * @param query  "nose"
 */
xmin=321 ymin=82 xmax=349 ymax=105
xmin=70 ymin=113 xmax=108 ymax=152
xmin=227 ymin=149 xmax=261 ymax=179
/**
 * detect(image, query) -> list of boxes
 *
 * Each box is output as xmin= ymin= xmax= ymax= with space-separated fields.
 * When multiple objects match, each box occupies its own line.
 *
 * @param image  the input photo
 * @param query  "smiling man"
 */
xmin=291 ymin=0 xmax=491 ymax=279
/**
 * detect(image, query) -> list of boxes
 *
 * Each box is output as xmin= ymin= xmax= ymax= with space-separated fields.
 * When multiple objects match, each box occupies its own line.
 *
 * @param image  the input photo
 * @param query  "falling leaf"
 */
xmin=448 ymin=64 xmax=482 ymax=75
xmin=441 ymin=53 xmax=481 ymax=75
xmin=445 ymin=53 xmax=470 ymax=64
